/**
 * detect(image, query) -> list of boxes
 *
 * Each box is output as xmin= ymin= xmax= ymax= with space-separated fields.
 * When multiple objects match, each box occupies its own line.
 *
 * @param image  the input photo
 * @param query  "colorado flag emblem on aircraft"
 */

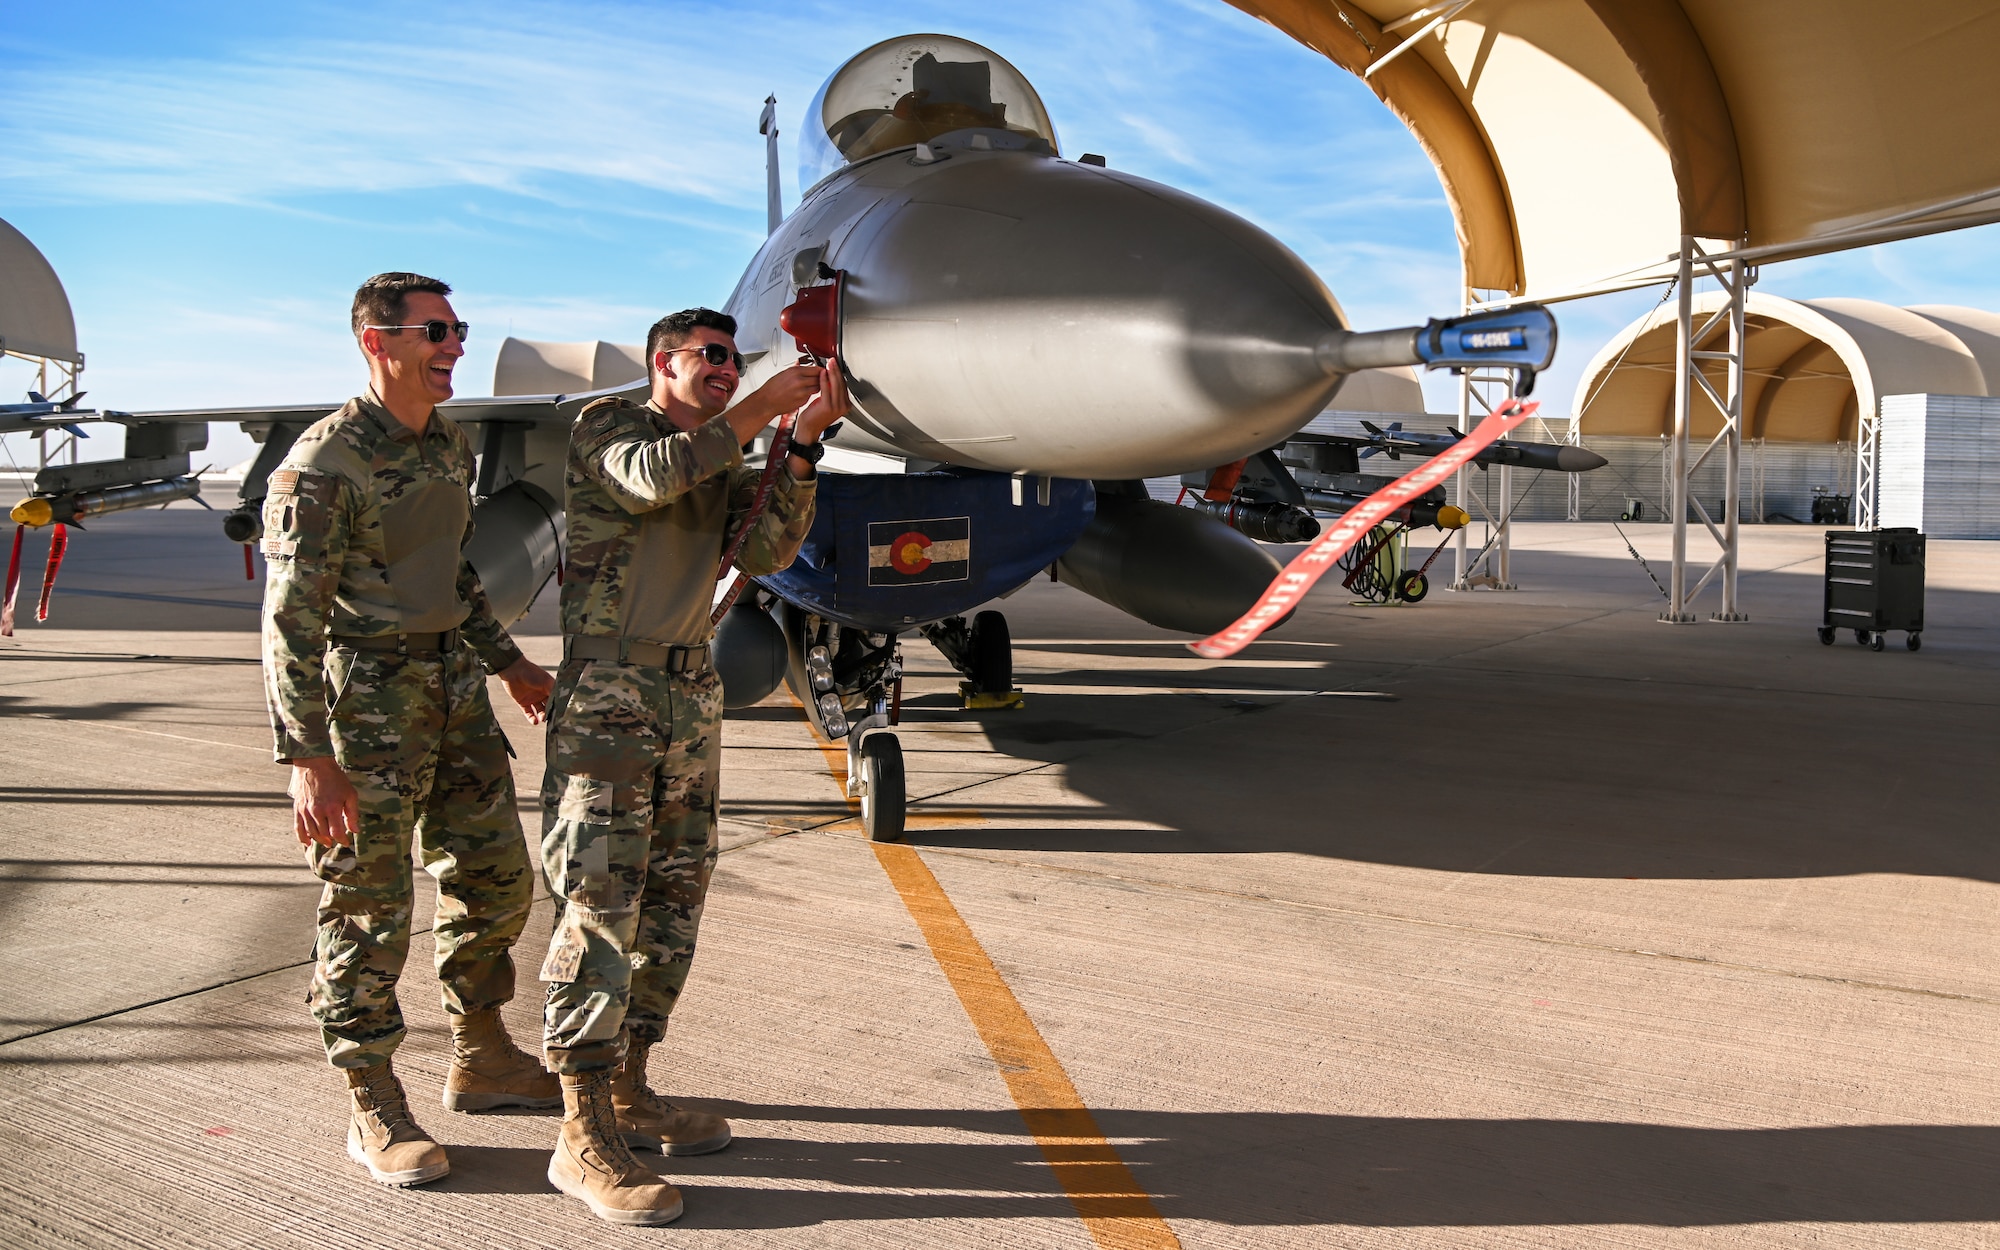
xmin=867 ymin=517 xmax=970 ymax=586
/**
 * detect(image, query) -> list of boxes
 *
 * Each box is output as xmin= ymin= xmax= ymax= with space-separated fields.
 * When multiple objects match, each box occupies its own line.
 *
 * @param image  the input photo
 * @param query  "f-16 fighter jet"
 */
xmin=10 ymin=34 xmax=1578 ymax=839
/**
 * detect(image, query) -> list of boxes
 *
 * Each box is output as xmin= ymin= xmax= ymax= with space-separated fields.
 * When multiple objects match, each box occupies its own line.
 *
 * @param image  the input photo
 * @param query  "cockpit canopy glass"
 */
xmin=798 ymin=34 xmax=1059 ymax=191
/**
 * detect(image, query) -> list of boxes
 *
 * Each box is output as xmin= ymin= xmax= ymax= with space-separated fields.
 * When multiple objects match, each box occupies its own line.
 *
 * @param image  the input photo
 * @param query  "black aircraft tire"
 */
xmin=859 ymin=734 xmax=906 ymax=843
xmin=970 ymin=610 xmax=1012 ymax=694
xmin=1394 ymin=571 xmax=1429 ymax=603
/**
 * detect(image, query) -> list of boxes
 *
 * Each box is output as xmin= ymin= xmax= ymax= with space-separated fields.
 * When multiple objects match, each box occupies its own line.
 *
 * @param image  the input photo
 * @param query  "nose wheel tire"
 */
xmin=857 ymin=733 xmax=906 ymax=843
xmin=970 ymin=610 xmax=1012 ymax=694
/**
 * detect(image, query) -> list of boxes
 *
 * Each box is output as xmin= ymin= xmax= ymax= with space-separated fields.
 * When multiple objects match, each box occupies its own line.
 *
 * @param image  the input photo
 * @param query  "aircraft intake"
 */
xmin=462 ymin=481 xmax=563 ymax=626
xmin=1054 ymin=493 xmax=1285 ymax=636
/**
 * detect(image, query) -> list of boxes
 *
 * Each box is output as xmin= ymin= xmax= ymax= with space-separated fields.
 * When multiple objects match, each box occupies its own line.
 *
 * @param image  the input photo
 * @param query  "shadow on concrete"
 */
xmin=901 ymin=622 xmax=2000 ymax=882
xmin=0 ymin=695 xmax=194 ymax=720
xmin=438 ymin=1103 xmax=2000 ymax=1229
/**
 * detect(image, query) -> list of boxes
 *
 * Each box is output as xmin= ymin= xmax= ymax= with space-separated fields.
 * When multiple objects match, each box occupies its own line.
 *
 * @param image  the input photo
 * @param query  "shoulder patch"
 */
xmin=578 ymin=395 xmax=636 ymax=419
xmin=267 ymin=467 xmax=340 ymax=503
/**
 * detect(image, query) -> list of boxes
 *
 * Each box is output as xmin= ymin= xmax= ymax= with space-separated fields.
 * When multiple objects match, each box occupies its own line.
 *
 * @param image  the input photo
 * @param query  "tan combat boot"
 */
xmin=346 ymin=1063 xmax=450 ymax=1187
xmin=442 ymin=1008 xmax=561 ymax=1112
xmin=548 ymin=1070 xmax=684 ymax=1226
xmin=610 ymin=1036 xmax=732 ymax=1156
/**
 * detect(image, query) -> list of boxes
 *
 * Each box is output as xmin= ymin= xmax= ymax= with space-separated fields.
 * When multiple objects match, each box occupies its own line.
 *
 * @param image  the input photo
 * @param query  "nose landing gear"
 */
xmin=852 ymin=732 xmax=906 ymax=843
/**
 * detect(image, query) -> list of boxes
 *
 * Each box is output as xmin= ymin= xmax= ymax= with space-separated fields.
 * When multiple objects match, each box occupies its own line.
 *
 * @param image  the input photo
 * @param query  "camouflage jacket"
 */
xmin=261 ymin=393 xmax=524 ymax=761
xmin=560 ymin=397 xmax=815 ymax=647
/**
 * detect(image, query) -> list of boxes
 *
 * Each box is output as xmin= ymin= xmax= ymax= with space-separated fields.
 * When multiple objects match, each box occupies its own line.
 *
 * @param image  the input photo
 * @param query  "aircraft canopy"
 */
xmin=799 ymin=34 xmax=1059 ymax=191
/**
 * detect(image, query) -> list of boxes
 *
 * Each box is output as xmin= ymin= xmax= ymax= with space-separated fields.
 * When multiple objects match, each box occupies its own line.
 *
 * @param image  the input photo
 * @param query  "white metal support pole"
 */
xmin=1713 ymin=253 xmax=1750 ymax=622
xmin=1663 ymin=237 xmax=1696 ymax=623
xmin=1452 ymin=366 xmax=1472 ymax=588
xmin=1565 ymin=418 xmax=1582 ymax=522
xmin=1495 ymin=460 xmax=1515 ymax=587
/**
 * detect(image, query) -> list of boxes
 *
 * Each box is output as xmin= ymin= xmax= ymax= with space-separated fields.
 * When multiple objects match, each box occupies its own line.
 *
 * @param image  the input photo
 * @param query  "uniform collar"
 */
xmin=357 ymin=389 xmax=442 ymax=443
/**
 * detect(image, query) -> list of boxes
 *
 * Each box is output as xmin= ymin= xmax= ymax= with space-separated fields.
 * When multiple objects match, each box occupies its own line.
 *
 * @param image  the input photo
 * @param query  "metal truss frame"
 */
xmin=1854 ymin=404 xmax=1879 ymax=529
xmin=4 ymin=349 xmax=85 ymax=468
xmin=1662 ymin=236 xmax=1755 ymax=624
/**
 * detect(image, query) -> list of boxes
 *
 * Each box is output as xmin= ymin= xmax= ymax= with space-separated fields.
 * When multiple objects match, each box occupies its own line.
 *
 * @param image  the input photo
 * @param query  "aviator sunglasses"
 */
xmin=666 ymin=343 xmax=748 ymax=373
xmin=364 ymin=320 xmax=471 ymax=343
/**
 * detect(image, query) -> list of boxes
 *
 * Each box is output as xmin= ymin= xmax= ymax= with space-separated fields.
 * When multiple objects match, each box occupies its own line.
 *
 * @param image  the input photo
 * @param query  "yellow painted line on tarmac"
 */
xmin=872 ymin=842 xmax=1182 ymax=1250
xmin=783 ymin=688 xmax=1180 ymax=1249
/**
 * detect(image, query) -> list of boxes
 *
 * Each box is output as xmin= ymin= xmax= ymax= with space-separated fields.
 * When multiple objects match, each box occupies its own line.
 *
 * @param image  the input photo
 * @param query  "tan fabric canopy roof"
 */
xmin=1574 ymin=292 xmax=1993 ymax=443
xmin=493 ymin=338 xmax=645 ymax=397
xmin=1227 ymin=1 xmax=2000 ymax=298
xmin=0 ymin=217 xmax=78 ymax=364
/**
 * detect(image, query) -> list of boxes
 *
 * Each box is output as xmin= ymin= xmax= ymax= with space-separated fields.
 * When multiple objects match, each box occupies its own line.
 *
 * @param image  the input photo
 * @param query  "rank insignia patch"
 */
xmin=866 ymin=516 xmax=970 ymax=586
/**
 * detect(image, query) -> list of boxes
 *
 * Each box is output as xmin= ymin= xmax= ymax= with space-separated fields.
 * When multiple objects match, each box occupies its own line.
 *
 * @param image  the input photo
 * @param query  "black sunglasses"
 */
xmin=365 ymin=320 xmax=471 ymax=343
xmin=668 ymin=343 xmax=747 ymax=372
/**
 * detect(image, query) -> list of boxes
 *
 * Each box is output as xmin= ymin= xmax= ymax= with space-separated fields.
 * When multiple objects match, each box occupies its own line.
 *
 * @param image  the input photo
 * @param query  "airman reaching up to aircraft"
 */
xmin=262 ymin=272 xmax=559 ymax=1189
xmin=535 ymin=308 xmax=845 ymax=1226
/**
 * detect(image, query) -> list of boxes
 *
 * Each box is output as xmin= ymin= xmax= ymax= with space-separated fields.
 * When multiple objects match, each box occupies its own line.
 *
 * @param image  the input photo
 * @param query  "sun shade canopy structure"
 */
xmin=1577 ymin=295 xmax=2000 ymax=444
xmin=492 ymin=338 xmax=646 ymax=397
xmin=0 ymin=217 xmax=79 ymax=365
xmin=1226 ymin=0 xmax=2000 ymax=299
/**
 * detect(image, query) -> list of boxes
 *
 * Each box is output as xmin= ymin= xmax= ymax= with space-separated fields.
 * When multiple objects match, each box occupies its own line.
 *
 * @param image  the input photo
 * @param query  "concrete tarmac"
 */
xmin=2 ymin=510 xmax=1998 ymax=1248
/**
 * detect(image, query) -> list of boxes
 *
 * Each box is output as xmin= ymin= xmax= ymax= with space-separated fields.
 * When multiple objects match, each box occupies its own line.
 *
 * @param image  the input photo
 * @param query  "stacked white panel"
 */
xmin=1877 ymin=393 xmax=2000 ymax=538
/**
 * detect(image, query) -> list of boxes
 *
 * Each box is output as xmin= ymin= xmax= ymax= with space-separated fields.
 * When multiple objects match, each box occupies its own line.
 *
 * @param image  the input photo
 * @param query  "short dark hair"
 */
xmin=352 ymin=272 xmax=451 ymax=337
xmin=647 ymin=308 xmax=737 ymax=372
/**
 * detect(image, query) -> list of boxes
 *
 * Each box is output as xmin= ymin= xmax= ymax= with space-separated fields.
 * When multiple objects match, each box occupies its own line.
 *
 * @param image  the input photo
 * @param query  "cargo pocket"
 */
xmin=557 ymin=776 xmax=616 ymax=826
xmin=539 ymin=911 xmax=587 ymax=983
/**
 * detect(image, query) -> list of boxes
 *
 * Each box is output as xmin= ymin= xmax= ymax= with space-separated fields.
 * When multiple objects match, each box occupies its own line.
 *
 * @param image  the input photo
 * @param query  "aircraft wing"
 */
xmin=2 ymin=395 xmax=587 ymax=439
xmin=113 ymin=391 xmax=595 ymax=428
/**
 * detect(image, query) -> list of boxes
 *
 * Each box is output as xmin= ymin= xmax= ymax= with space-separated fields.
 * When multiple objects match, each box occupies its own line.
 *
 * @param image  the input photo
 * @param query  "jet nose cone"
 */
xmin=836 ymin=153 xmax=1346 ymax=479
xmin=1556 ymin=445 xmax=1610 ymax=472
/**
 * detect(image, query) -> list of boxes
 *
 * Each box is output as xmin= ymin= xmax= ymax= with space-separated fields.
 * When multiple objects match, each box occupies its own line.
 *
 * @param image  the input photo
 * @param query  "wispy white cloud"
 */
xmin=0 ymin=2 xmax=814 ymax=211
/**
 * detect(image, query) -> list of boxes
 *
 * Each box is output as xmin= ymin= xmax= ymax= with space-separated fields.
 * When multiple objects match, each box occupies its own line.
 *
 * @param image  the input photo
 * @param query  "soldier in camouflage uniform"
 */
xmin=263 ymin=272 xmax=560 ymax=1189
xmin=537 ymin=307 xmax=846 ymax=1226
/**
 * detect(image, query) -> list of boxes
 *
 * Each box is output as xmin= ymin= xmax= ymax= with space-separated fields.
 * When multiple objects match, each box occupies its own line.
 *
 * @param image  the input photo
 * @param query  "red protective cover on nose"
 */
xmin=780 ymin=278 xmax=841 ymax=360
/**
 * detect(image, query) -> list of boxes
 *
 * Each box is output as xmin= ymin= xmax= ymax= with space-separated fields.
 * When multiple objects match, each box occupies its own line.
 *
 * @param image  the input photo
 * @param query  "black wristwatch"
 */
xmin=792 ymin=438 xmax=826 ymax=465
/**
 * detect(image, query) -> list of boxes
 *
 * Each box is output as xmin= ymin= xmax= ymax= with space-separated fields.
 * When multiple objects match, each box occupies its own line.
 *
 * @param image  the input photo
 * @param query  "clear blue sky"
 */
xmin=4 ymin=0 xmax=1997 ymax=470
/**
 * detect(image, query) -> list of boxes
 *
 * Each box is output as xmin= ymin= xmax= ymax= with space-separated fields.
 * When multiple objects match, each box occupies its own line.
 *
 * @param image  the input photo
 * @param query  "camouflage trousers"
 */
xmin=306 ymin=644 xmax=534 ymax=1069
xmin=538 ymin=656 xmax=722 ymax=1074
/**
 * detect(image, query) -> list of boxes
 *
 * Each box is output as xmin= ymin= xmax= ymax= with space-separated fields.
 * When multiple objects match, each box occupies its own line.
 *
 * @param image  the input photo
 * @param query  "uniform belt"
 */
xmin=565 ymin=634 xmax=710 ymax=673
xmin=331 ymin=629 xmax=461 ymax=654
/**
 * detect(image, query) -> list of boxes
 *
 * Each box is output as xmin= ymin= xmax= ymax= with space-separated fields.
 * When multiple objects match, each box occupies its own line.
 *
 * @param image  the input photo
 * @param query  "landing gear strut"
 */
xmin=786 ymin=605 xmax=908 ymax=842
xmin=923 ymin=610 xmax=1023 ymax=709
